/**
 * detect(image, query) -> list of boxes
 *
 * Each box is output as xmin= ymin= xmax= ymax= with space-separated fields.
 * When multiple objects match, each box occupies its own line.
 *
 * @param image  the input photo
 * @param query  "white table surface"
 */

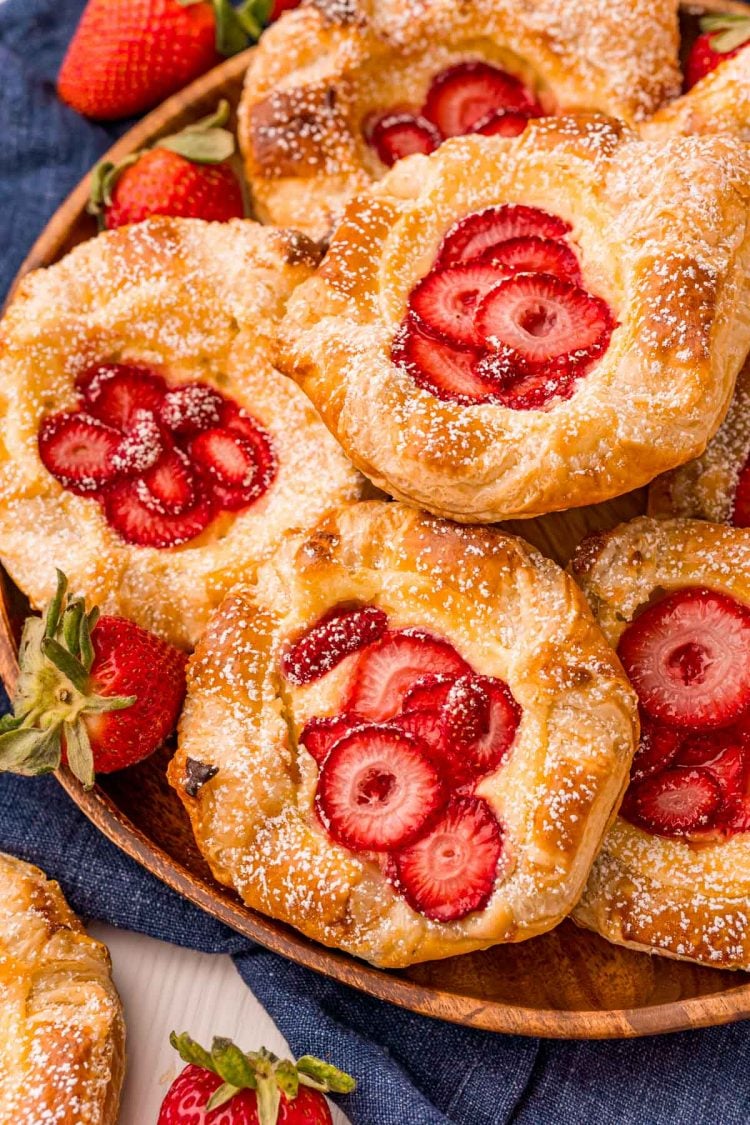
xmin=90 ymin=923 xmax=351 ymax=1125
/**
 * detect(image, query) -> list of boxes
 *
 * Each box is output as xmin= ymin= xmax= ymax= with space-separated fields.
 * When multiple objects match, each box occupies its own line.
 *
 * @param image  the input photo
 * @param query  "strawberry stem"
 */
xmin=700 ymin=13 xmax=750 ymax=53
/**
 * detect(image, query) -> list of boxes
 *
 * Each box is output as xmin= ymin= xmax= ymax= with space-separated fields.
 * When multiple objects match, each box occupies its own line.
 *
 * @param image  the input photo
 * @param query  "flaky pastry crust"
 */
xmin=0 ymin=218 xmax=364 ymax=648
xmin=649 ymin=359 xmax=750 ymax=524
xmin=238 ymin=0 xmax=681 ymax=238
xmin=0 ymin=852 xmax=125 ymax=1124
xmin=641 ymin=48 xmax=750 ymax=142
xmin=571 ymin=517 xmax=750 ymax=970
xmin=170 ymin=500 xmax=637 ymax=968
xmin=276 ymin=118 xmax=750 ymax=523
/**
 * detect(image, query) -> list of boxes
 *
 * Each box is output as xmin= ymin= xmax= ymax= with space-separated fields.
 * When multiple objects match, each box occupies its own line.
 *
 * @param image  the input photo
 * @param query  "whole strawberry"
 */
xmin=159 ymin=1032 xmax=355 ymax=1125
xmin=89 ymin=102 xmax=245 ymax=229
xmin=684 ymin=14 xmax=750 ymax=90
xmin=58 ymin=0 xmax=273 ymax=120
xmin=0 ymin=571 xmax=187 ymax=788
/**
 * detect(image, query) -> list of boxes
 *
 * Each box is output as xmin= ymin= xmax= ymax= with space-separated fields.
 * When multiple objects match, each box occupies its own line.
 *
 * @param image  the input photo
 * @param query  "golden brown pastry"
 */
xmin=171 ymin=500 xmax=637 ymax=968
xmin=641 ymin=40 xmax=750 ymax=141
xmin=571 ymin=517 xmax=750 ymax=970
xmin=0 ymin=852 xmax=125 ymax=1124
xmin=276 ymin=117 xmax=750 ymax=523
xmin=238 ymin=0 xmax=681 ymax=239
xmin=649 ymin=358 xmax=750 ymax=526
xmin=0 ymin=217 xmax=364 ymax=649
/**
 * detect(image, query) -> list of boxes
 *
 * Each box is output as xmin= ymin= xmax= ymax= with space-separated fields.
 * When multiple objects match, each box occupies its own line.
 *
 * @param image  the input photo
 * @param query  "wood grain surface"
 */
xmin=2 ymin=1 xmax=750 ymax=1040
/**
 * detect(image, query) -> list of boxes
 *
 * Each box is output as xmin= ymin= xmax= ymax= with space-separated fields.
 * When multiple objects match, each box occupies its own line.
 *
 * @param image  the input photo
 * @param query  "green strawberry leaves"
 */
xmin=0 ymin=570 xmax=135 ymax=790
xmin=700 ymin=13 xmax=750 ymax=54
xmin=169 ymin=1031 xmax=356 ymax=1125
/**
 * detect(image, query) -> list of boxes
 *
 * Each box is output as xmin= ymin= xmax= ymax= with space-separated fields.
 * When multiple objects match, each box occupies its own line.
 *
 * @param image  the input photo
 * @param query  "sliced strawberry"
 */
xmin=474 ymin=108 xmax=534 ymax=137
xmin=441 ymin=675 xmax=521 ymax=779
xmin=38 ymin=411 xmax=121 ymax=495
xmin=423 ymin=62 xmax=541 ymax=137
xmin=481 ymin=236 xmax=582 ymax=284
xmin=622 ymin=767 xmax=722 ymax=837
xmin=369 ymin=112 xmax=442 ymax=166
xmin=390 ymin=796 xmax=503 ymax=921
xmin=630 ymin=712 xmax=683 ymax=783
xmin=282 ymin=604 xmax=388 ymax=686
xmin=140 ymin=447 xmax=199 ymax=516
xmin=77 ymin=364 xmax=167 ymax=431
xmin=436 ymin=205 xmax=571 ymax=268
xmin=299 ymin=713 xmax=361 ymax=765
xmin=474 ymin=351 xmax=578 ymax=410
xmin=409 ymin=262 xmax=506 ymax=347
xmin=675 ymin=733 xmax=747 ymax=806
xmin=346 ymin=629 xmax=470 ymax=721
xmin=476 ymin=273 xmax=614 ymax=367
xmin=392 ymin=707 xmax=458 ymax=777
xmin=316 ymin=725 xmax=446 ymax=852
xmin=391 ymin=317 xmax=497 ymax=403
xmin=111 ymin=409 xmax=166 ymax=476
xmin=617 ymin=587 xmax=750 ymax=730
xmin=190 ymin=423 xmax=277 ymax=510
xmin=104 ymin=479 xmax=215 ymax=548
xmin=159 ymin=383 xmax=225 ymax=436
xmin=402 ymin=673 xmax=458 ymax=713
xmin=731 ymin=457 xmax=750 ymax=528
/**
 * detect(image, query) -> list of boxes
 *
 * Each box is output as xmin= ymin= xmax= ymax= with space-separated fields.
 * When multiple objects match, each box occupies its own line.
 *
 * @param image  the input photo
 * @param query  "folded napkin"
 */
xmin=1 ymin=3 xmax=749 ymax=1122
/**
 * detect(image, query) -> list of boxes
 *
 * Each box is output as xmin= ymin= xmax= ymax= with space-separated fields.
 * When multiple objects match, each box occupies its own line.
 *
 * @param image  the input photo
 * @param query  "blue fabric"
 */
xmin=1 ymin=3 xmax=750 ymax=1122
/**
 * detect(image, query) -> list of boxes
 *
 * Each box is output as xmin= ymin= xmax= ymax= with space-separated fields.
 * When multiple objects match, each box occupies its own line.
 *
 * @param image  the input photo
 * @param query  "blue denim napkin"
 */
xmin=2 ymin=3 xmax=750 ymax=1122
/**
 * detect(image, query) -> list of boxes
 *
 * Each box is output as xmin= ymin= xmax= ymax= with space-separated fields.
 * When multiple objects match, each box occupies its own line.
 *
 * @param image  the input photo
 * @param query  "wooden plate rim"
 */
xmin=5 ymin=3 xmax=750 ymax=1037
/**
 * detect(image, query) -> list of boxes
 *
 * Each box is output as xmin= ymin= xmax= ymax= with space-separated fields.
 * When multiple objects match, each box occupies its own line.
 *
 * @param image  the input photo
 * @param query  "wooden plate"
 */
xmin=3 ymin=0 xmax=750 ymax=1039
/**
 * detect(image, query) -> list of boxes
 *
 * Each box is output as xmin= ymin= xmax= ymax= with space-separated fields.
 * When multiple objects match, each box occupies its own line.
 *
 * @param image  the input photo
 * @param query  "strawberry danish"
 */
xmin=171 ymin=501 xmax=637 ymax=967
xmin=649 ymin=360 xmax=750 ymax=528
xmin=572 ymin=517 xmax=750 ymax=970
xmin=277 ymin=117 xmax=750 ymax=522
xmin=238 ymin=0 xmax=680 ymax=239
xmin=0 ymin=218 xmax=364 ymax=648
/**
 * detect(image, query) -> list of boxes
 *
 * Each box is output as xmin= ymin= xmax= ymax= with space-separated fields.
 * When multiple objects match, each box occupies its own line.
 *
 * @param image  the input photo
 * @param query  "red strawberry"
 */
xmin=402 ymin=673 xmax=458 ymax=713
xmin=675 ymin=734 xmax=747 ymax=805
xmin=731 ymin=457 xmax=750 ymax=528
xmin=269 ymin=0 xmax=302 ymax=18
xmin=474 ymin=352 xmax=577 ymax=411
xmin=684 ymin=16 xmax=750 ymax=90
xmin=111 ymin=409 xmax=167 ymax=476
xmin=617 ymin=587 xmax=750 ymax=730
xmin=476 ymin=273 xmax=614 ymax=366
xmin=102 ymin=149 xmax=244 ymax=229
xmin=436 ymin=205 xmax=571 ymax=268
xmin=0 ymin=572 xmax=186 ymax=788
xmin=391 ymin=318 xmax=497 ymax=403
xmin=409 ymin=263 xmax=506 ymax=347
xmin=474 ymin=108 xmax=534 ymax=137
xmin=622 ymin=767 xmax=722 ymax=837
xmin=38 ymin=412 xmax=122 ymax=495
xmin=315 ymin=725 xmax=446 ymax=851
xmin=392 ymin=707 xmax=456 ymax=775
xmin=345 ymin=629 xmax=470 ymax=721
xmin=190 ymin=423 xmax=277 ymax=511
xmin=159 ymin=383 xmax=226 ymax=436
xmin=104 ymin=478 xmax=216 ymax=547
xmin=440 ymin=675 xmax=521 ymax=779
xmin=299 ymin=713 xmax=362 ymax=765
xmin=423 ymin=62 xmax=541 ymax=137
xmin=369 ymin=113 xmax=442 ymax=166
xmin=481 ymin=236 xmax=582 ymax=284
xmin=630 ymin=713 xmax=683 ymax=783
xmin=390 ymin=796 xmax=503 ymax=921
xmin=78 ymin=364 xmax=167 ymax=432
xmin=160 ymin=1031 xmax=354 ymax=1125
xmin=282 ymin=605 xmax=388 ymax=686
xmin=58 ymin=0 xmax=259 ymax=121
xmin=140 ymin=447 xmax=199 ymax=515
